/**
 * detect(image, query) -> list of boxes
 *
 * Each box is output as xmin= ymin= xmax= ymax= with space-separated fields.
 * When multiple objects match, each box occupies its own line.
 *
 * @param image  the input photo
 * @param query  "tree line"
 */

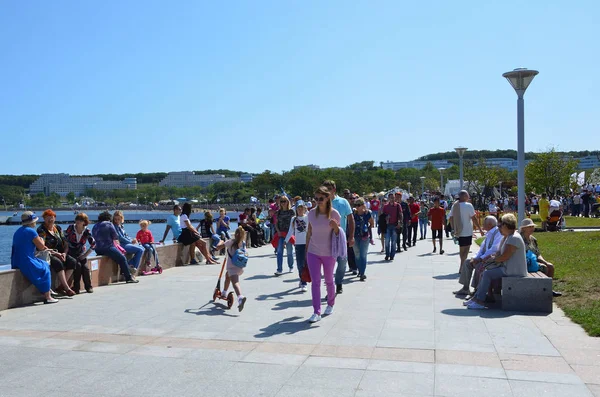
xmin=0 ymin=149 xmax=595 ymax=208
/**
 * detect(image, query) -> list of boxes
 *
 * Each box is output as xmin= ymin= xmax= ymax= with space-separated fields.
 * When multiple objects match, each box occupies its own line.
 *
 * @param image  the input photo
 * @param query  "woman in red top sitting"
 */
xmin=136 ymin=220 xmax=161 ymax=274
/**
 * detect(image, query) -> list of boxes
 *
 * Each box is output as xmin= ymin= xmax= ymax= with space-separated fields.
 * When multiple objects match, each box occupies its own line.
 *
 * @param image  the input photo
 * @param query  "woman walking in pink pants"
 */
xmin=305 ymin=186 xmax=341 ymax=323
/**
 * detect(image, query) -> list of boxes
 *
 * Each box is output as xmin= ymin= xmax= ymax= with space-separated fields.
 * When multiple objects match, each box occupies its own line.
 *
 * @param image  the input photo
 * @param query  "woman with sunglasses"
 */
xmin=305 ymin=186 xmax=342 ymax=323
xmin=274 ymin=196 xmax=295 ymax=276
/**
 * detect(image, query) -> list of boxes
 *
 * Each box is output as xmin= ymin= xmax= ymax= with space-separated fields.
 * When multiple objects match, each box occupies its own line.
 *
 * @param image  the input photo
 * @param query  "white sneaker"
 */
xmin=323 ymin=305 xmax=334 ymax=316
xmin=308 ymin=313 xmax=321 ymax=323
xmin=462 ymin=299 xmax=472 ymax=306
xmin=274 ymin=271 xmax=283 ymax=276
xmin=301 ymin=285 xmax=307 ymax=292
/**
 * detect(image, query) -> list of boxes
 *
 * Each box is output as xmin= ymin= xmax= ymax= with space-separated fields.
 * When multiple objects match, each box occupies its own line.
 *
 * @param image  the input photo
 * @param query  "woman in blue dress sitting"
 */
xmin=11 ymin=212 xmax=58 ymax=304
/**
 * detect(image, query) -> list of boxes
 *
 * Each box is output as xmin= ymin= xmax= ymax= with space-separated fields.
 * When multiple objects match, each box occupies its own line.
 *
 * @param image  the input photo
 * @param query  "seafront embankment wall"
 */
xmin=0 ymin=240 xmax=212 ymax=311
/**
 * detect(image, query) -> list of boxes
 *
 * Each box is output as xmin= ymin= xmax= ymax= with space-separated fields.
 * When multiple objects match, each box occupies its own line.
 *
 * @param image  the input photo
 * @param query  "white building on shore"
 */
xmin=381 ymin=160 xmax=453 ymax=171
xmin=29 ymin=174 xmax=137 ymax=197
xmin=159 ymin=171 xmax=241 ymax=188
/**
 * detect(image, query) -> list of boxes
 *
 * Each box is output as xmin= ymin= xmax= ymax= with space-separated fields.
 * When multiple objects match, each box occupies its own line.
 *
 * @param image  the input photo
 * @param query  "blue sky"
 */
xmin=1 ymin=1 xmax=598 ymax=175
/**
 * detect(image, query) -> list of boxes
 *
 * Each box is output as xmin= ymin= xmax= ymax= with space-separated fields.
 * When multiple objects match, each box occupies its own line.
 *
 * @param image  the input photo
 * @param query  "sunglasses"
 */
xmin=314 ymin=196 xmax=327 ymax=202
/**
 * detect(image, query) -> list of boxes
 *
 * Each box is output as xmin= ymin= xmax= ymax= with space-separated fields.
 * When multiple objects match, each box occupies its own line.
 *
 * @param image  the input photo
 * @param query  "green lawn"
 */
xmin=537 ymin=232 xmax=600 ymax=336
xmin=475 ymin=231 xmax=600 ymax=336
xmin=529 ymin=214 xmax=600 ymax=228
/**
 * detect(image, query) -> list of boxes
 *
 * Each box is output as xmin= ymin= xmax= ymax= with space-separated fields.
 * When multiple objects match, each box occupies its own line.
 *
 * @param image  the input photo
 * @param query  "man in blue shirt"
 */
xmin=323 ymin=180 xmax=355 ymax=294
xmin=160 ymin=205 xmax=183 ymax=243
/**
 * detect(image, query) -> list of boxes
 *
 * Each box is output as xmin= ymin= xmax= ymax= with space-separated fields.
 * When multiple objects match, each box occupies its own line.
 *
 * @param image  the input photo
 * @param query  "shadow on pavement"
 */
xmin=440 ymin=308 xmax=549 ymax=318
xmin=184 ymin=301 xmax=238 ymax=317
xmin=254 ymin=315 xmax=313 ymax=338
xmin=245 ymin=274 xmax=276 ymax=281
xmin=256 ymin=288 xmax=303 ymax=301
xmin=432 ymin=273 xmax=459 ymax=280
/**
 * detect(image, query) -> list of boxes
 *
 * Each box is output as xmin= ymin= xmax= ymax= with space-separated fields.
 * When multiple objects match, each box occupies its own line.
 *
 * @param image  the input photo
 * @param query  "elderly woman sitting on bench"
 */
xmin=465 ymin=213 xmax=527 ymax=310
xmin=519 ymin=218 xmax=562 ymax=297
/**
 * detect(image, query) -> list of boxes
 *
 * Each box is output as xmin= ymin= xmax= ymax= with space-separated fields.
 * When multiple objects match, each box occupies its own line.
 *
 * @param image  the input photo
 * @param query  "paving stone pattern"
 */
xmin=1 ymin=234 xmax=598 ymax=396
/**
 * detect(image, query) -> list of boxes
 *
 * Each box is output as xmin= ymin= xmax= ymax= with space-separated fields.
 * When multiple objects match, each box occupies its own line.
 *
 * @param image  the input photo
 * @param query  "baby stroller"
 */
xmin=592 ymin=203 xmax=600 ymax=218
xmin=546 ymin=208 xmax=563 ymax=232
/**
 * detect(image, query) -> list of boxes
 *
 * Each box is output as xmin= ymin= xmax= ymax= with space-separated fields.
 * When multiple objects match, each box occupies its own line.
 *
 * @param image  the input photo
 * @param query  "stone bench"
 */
xmin=501 ymin=271 xmax=553 ymax=313
xmin=0 ymin=239 xmax=218 ymax=311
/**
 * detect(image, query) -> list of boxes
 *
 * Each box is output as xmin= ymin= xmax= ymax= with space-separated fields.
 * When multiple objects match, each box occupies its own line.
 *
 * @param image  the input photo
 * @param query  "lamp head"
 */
xmin=502 ymin=68 xmax=538 ymax=94
xmin=454 ymin=147 xmax=468 ymax=157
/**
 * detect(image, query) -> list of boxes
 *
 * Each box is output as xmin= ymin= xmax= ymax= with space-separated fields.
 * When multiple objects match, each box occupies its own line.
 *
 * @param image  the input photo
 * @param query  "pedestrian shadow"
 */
xmin=440 ymin=308 xmax=549 ymax=318
xmin=249 ymin=253 xmax=276 ymax=259
xmin=418 ymin=253 xmax=435 ymax=257
xmin=184 ymin=301 xmax=238 ymax=317
xmin=254 ymin=316 xmax=313 ymax=338
xmin=245 ymin=274 xmax=276 ymax=281
xmin=446 ymin=252 xmax=460 ymax=256
xmin=255 ymin=288 xmax=303 ymax=301
xmin=432 ymin=273 xmax=459 ymax=280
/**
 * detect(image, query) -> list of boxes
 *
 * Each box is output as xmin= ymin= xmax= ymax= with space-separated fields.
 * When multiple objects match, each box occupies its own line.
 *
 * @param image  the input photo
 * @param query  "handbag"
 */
xmin=300 ymin=263 xmax=311 ymax=283
xmin=228 ymin=242 xmax=248 ymax=268
xmin=35 ymin=250 xmax=51 ymax=264
xmin=526 ymin=250 xmax=539 ymax=272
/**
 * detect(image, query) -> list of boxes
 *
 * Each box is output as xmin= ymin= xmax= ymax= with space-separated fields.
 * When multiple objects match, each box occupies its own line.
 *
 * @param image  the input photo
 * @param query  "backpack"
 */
xmin=228 ymin=241 xmax=248 ymax=268
xmin=526 ymin=250 xmax=539 ymax=272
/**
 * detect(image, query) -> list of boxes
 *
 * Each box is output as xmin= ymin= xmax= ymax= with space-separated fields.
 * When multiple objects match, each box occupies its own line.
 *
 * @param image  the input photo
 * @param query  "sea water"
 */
xmin=0 ymin=215 xmax=240 ymax=270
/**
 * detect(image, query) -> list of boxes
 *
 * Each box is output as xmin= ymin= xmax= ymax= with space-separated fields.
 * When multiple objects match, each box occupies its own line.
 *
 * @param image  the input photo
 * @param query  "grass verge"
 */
xmin=475 ymin=231 xmax=600 ymax=336
xmin=529 ymin=214 xmax=600 ymax=228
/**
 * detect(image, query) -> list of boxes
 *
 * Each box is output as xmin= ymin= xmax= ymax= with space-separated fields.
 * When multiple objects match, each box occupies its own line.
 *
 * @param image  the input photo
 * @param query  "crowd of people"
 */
xmin=10 ymin=183 xmax=565 ymax=318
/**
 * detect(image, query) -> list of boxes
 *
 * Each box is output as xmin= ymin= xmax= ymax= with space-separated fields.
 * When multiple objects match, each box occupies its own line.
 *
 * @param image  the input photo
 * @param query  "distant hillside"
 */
xmin=416 ymin=149 xmax=599 ymax=162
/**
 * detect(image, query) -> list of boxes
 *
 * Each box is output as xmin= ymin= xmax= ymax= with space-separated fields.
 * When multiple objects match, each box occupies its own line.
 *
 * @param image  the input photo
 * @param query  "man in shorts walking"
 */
xmin=448 ymin=190 xmax=484 ymax=274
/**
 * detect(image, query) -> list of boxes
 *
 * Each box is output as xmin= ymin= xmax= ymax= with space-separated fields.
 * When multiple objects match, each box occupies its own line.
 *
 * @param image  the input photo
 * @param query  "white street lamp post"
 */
xmin=407 ymin=182 xmax=411 ymax=195
xmin=438 ymin=168 xmax=446 ymax=195
xmin=503 ymin=67 xmax=538 ymax=224
xmin=454 ymin=147 xmax=468 ymax=190
xmin=420 ymin=176 xmax=426 ymax=197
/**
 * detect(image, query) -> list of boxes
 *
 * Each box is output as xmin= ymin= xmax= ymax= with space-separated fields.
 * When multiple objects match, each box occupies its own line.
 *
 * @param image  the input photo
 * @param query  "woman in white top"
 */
xmin=286 ymin=201 xmax=309 ymax=292
xmin=177 ymin=203 xmax=219 ymax=264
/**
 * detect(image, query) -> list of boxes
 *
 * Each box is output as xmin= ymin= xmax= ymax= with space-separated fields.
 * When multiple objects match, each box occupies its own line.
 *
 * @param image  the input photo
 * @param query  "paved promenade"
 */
xmin=1 ymin=236 xmax=599 ymax=396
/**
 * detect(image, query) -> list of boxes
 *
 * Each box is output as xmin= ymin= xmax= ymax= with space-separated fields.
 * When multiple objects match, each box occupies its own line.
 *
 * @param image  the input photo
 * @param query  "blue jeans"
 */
xmin=385 ymin=225 xmax=397 ymax=259
xmin=123 ymin=243 xmax=144 ymax=269
xmin=372 ymin=210 xmax=379 ymax=227
xmin=335 ymin=256 xmax=347 ymax=285
xmin=353 ymin=238 xmax=369 ymax=276
xmin=474 ymin=266 xmax=506 ymax=302
xmin=419 ymin=218 xmax=427 ymax=238
xmin=277 ymin=238 xmax=294 ymax=272
xmin=142 ymin=243 xmax=159 ymax=265
xmin=295 ymin=244 xmax=307 ymax=286
xmin=262 ymin=225 xmax=271 ymax=242
xmin=95 ymin=246 xmax=133 ymax=281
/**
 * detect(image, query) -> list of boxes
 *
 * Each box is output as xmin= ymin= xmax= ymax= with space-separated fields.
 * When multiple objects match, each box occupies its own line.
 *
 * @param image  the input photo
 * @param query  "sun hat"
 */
xmin=296 ymin=200 xmax=306 ymax=208
xmin=21 ymin=211 xmax=39 ymax=225
xmin=519 ymin=218 xmax=537 ymax=230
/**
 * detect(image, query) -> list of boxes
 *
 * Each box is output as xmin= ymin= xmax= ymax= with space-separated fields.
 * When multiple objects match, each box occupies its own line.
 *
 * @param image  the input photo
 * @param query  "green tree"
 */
xmin=65 ymin=192 xmax=76 ymax=204
xmin=525 ymin=149 xmax=578 ymax=195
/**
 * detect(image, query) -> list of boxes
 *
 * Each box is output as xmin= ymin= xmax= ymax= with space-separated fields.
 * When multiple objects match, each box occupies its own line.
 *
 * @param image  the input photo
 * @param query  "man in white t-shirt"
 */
xmin=448 ymin=190 xmax=484 ymax=274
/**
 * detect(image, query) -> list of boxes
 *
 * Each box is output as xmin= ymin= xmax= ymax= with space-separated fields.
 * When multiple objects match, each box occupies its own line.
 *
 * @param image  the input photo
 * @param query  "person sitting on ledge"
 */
xmin=465 ymin=213 xmax=527 ymax=310
xmin=11 ymin=211 xmax=59 ymax=304
xmin=178 ymin=203 xmax=219 ymax=265
xmin=37 ymin=209 xmax=77 ymax=297
xmin=519 ymin=218 xmax=562 ymax=297
xmin=160 ymin=205 xmax=182 ymax=244
xmin=92 ymin=211 xmax=138 ymax=284
xmin=112 ymin=210 xmax=145 ymax=277
xmin=64 ymin=213 xmax=96 ymax=294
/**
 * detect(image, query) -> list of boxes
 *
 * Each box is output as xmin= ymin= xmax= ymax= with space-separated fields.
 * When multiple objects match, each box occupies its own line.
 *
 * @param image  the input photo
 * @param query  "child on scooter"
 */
xmin=216 ymin=227 xmax=247 ymax=312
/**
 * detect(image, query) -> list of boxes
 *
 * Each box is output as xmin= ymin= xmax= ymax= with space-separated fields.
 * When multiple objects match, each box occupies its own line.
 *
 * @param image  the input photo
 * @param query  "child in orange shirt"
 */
xmin=136 ymin=220 xmax=162 ymax=274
